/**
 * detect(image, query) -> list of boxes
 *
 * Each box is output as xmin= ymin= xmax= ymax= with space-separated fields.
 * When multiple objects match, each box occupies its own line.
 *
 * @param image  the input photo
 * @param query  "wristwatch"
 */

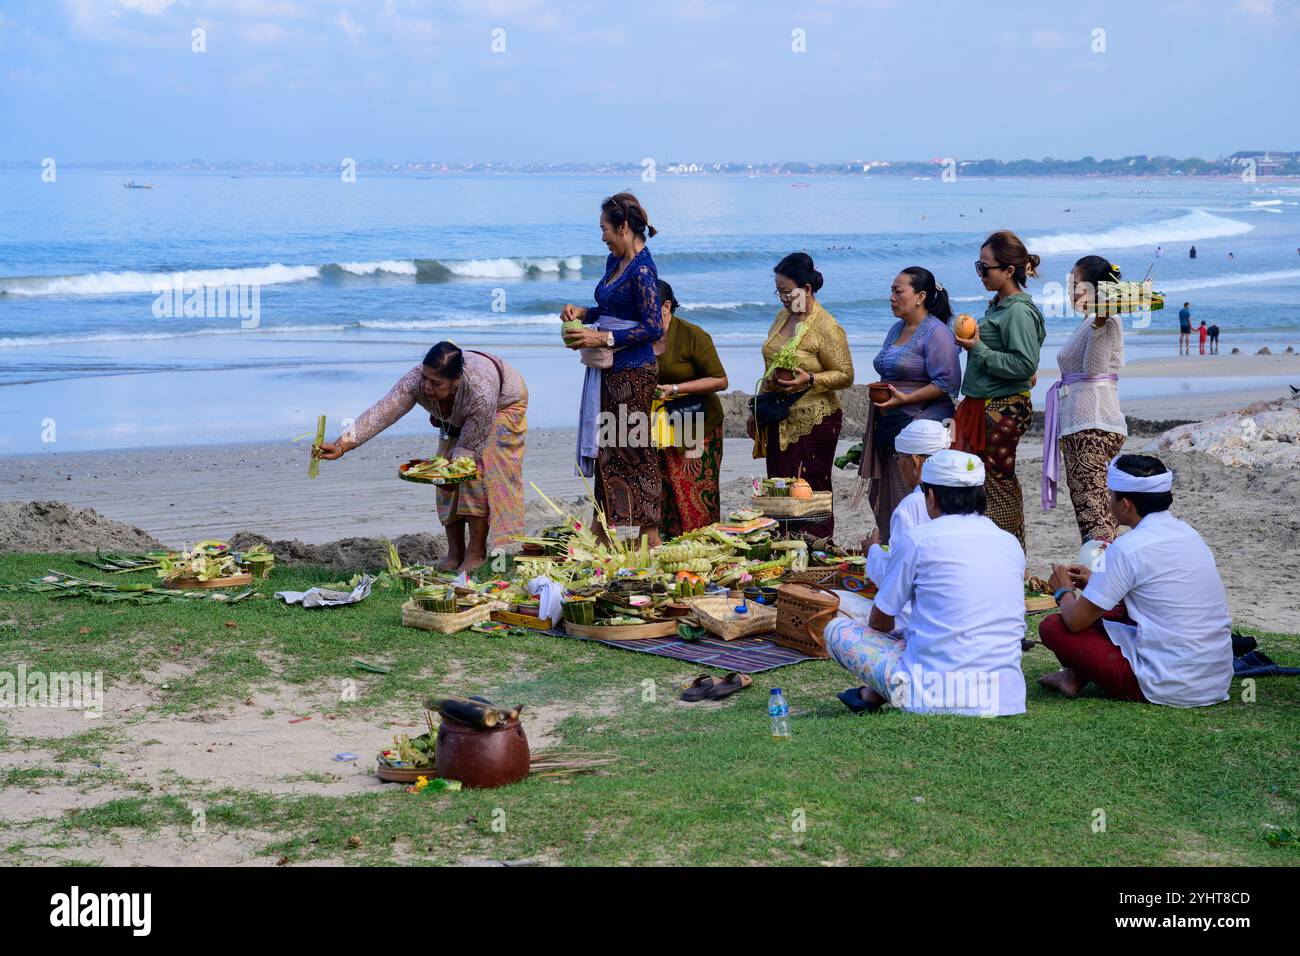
xmin=1053 ymin=587 xmax=1075 ymax=606
xmin=605 ymin=332 xmax=615 ymax=347
xmin=671 ymin=383 xmax=680 ymax=395
xmin=807 ymin=372 xmax=816 ymax=388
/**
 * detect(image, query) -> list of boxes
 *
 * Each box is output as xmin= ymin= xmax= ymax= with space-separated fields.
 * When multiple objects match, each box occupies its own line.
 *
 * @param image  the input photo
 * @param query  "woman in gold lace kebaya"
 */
xmin=746 ymin=253 xmax=855 ymax=540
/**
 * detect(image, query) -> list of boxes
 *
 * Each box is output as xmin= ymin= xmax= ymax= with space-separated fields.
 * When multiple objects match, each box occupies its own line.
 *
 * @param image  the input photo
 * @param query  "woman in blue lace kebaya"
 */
xmin=860 ymin=267 xmax=962 ymax=546
xmin=561 ymin=192 xmax=664 ymax=546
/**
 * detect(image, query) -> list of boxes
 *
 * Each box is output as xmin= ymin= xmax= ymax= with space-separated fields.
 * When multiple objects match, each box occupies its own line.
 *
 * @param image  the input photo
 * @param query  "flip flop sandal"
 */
xmin=838 ymin=686 xmax=883 ymax=714
xmin=680 ymin=674 xmax=721 ymax=702
xmin=1021 ymin=639 xmax=1040 ymax=652
xmin=704 ymin=672 xmax=753 ymax=700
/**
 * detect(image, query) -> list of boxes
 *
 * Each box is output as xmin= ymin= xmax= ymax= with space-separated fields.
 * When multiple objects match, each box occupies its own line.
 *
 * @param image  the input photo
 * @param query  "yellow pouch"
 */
xmin=650 ymin=398 xmax=675 ymax=448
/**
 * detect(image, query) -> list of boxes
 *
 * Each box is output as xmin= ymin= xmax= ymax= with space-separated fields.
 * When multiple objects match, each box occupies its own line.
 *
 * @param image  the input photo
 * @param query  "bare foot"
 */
xmin=1037 ymin=668 xmax=1083 ymax=697
xmin=459 ymin=553 xmax=486 ymax=573
xmin=435 ymin=558 xmax=460 ymax=572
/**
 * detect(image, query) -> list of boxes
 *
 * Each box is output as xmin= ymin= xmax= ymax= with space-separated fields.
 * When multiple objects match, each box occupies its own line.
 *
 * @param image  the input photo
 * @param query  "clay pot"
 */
xmin=868 ymin=382 xmax=891 ymax=405
xmin=661 ymin=602 xmax=692 ymax=617
xmin=435 ymin=714 xmax=530 ymax=789
xmin=773 ymin=367 xmax=798 ymax=384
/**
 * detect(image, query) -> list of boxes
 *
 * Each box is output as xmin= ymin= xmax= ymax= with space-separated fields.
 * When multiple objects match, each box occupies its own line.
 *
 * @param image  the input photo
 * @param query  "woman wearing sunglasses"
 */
xmin=951 ymin=230 xmax=1046 ymax=550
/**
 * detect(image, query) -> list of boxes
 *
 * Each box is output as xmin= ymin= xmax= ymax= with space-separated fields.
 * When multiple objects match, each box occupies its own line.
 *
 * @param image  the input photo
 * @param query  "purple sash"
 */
xmin=1042 ymin=372 xmax=1119 ymax=511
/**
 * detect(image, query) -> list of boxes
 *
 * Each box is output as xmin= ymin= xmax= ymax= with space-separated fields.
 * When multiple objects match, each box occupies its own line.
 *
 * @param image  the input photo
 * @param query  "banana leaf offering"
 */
xmin=399 ymin=455 xmax=478 ymax=485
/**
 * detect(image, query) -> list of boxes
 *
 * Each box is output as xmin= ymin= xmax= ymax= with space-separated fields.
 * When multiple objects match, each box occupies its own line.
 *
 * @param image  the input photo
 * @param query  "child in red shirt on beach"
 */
xmin=1198 ymin=321 xmax=1208 ymax=355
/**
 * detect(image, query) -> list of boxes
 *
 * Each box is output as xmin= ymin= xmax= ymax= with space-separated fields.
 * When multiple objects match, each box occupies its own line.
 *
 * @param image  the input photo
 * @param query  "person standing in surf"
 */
xmin=952 ymin=230 xmax=1046 ymax=551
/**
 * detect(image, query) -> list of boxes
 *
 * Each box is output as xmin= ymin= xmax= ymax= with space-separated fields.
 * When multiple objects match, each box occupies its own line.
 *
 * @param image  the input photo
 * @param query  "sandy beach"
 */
xmin=3 ymin=354 xmax=1298 ymax=633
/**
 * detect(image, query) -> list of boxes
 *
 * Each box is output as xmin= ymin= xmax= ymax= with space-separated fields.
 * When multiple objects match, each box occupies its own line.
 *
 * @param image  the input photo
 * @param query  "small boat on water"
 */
xmin=123 ymin=180 xmax=153 ymax=189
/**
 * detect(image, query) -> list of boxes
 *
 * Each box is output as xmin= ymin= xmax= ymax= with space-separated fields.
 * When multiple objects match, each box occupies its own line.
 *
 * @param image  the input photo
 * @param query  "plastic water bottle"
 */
xmin=769 ymin=688 xmax=791 ymax=740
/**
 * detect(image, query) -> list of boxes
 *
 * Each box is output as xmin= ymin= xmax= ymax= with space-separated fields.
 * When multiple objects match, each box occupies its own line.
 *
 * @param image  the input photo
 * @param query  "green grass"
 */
xmin=1 ymin=551 xmax=1297 ymax=866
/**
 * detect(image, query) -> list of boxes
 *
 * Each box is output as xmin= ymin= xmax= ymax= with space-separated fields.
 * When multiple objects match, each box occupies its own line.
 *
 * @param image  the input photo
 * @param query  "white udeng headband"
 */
xmin=1107 ymin=457 xmax=1173 ymax=493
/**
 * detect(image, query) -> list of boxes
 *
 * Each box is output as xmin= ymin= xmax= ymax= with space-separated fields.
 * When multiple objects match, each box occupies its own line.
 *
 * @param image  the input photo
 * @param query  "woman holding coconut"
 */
xmin=952 ymin=230 xmax=1046 ymax=551
xmin=315 ymin=342 xmax=528 ymax=571
xmin=747 ymin=252 xmax=854 ymax=540
xmin=560 ymin=192 xmax=664 ymax=547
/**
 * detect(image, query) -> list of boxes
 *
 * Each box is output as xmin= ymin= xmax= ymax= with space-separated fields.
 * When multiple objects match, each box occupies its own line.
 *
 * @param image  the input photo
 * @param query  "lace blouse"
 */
xmin=760 ymin=302 xmax=855 ymax=450
xmin=584 ymin=247 xmax=662 ymax=371
xmin=872 ymin=316 xmax=961 ymax=421
xmin=344 ymin=351 xmax=526 ymax=468
xmin=1055 ymin=315 xmax=1126 ymax=438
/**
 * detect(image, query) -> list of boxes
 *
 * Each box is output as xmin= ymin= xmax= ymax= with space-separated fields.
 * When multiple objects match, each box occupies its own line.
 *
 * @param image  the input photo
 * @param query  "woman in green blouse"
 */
xmin=952 ymin=230 xmax=1047 ymax=550
xmin=652 ymin=280 xmax=729 ymax=538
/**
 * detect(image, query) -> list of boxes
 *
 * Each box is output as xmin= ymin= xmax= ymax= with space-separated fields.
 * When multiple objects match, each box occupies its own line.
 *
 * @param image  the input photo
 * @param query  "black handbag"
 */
xmin=752 ymin=388 xmax=809 ymax=426
xmin=663 ymin=393 xmax=706 ymax=418
xmin=872 ymin=409 xmax=910 ymax=453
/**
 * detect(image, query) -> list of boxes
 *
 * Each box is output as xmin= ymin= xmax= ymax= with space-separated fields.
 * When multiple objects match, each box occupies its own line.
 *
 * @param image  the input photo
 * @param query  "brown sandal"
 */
xmin=704 ymin=672 xmax=753 ymax=700
xmin=680 ymin=674 xmax=721 ymax=702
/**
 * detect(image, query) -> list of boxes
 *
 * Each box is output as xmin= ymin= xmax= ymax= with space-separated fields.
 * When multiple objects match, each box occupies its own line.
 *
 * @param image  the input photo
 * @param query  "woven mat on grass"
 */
xmin=545 ymin=627 xmax=817 ymax=674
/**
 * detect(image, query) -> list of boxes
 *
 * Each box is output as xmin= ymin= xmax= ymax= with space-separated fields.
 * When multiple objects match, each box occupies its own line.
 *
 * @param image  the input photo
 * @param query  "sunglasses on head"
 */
xmin=975 ymin=260 xmax=1010 ymax=278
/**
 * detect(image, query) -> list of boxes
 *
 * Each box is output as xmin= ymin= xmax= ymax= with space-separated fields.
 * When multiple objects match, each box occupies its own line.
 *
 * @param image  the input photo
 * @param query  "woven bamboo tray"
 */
xmin=779 ymin=566 xmax=844 ymax=587
xmin=751 ymin=492 xmax=833 ymax=518
xmin=1025 ymin=594 xmax=1057 ymax=613
xmin=375 ymin=764 xmax=437 ymax=783
xmin=687 ymin=597 xmax=778 ymax=641
xmin=491 ymin=609 xmax=555 ymax=630
xmin=401 ymin=599 xmax=500 ymax=634
xmin=563 ymin=619 xmax=679 ymax=641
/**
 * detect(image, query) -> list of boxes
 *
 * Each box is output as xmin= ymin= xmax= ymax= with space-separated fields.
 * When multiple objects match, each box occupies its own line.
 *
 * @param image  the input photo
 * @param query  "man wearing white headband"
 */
xmin=1038 ymin=454 xmax=1232 ymax=707
xmin=825 ymin=448 xmax=1027 ymax=716
xmin=863 ymin=418 xmax=951 ymax=591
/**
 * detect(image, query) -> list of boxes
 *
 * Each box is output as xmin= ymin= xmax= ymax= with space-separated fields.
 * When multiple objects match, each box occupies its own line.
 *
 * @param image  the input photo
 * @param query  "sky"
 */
xmin=1 ymin=0 xmax=1299 ymax=164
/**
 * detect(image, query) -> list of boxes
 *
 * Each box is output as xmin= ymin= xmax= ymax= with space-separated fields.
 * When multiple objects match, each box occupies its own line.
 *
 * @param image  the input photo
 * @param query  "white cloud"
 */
xmin=116 ymin=0 xmax=183 ymax=14
xmin=336 ymin=11 xmax=366 ymax=37
xmin=239 ymin=21 xmax=286 ymax=43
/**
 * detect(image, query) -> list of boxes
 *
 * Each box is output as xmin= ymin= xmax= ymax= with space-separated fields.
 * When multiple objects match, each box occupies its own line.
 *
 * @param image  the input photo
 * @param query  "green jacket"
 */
xmin=960 ymin=292 xmax=1046 ymax=399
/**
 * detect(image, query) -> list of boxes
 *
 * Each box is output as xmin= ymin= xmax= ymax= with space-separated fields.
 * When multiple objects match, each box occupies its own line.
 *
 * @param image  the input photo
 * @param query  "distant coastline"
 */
xmin=4 ymin=152 xmax=1299 ymax=178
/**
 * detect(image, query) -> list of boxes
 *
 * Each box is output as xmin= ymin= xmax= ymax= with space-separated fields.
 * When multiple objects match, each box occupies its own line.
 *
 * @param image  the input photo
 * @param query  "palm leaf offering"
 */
xmin=308 ymin=414 xmax=326 ymax=479
xmin=1 ymin=570 xmax=260 ymax=605
xmin=156 ymin=540 xmax=241 ymax=584
xmin=1093 ymin=279 xmax=1164 ymax=317
xmin=398 ymin=455 xmax=478 ymax=485
xmin=75 ymin=548 xmax=172 ymax=574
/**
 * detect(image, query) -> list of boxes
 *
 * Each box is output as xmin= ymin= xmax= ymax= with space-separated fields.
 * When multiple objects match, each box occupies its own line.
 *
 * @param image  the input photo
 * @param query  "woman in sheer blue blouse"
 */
xmin=860 ymin=267 xmax=962 ymax=546
xmin=561 ymin=192 xmax=664 ymax=546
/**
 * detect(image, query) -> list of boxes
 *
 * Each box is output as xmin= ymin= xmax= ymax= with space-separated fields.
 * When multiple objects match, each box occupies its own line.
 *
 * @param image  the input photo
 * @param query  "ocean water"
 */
xmin=2 ymin=170 xmax=1298 ymax=454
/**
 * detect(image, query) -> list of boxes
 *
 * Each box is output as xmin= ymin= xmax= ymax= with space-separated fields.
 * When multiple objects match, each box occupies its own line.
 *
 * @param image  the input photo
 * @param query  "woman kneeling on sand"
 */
xmin=315 ymin=342 xmax=529 ymax=571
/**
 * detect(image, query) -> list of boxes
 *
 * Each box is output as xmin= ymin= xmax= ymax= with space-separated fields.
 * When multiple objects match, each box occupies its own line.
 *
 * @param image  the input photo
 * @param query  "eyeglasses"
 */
xmin=775 ymin=289 xmax=795 ymax=301
xmin=975 ymin=260 xmax=1009 ymax=278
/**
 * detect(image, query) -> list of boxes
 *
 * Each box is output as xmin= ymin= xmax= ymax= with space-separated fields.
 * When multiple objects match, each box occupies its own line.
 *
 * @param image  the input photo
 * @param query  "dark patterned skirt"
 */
xmin=765 ymin=409 xmax=843 ymax=541
xmin=981 ymin=394 xmax=1033 ymax=550
xmin=1060 ymin=428 xmax=1126 ymax=544
xmin=595 ymin=364 xmax=663 ymax=528
xmin=659 ymin=424 xmax=723 ymax=539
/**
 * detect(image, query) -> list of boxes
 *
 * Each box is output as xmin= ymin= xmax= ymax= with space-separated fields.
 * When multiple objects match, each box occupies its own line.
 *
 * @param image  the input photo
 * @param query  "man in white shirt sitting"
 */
xmin=864 ymin=418 xmax=951 ymax=589
xmin=1038 ymin=454 xmax=1233 ymax=707
xmin=826 ymin=449 xmax=1027 ymax=717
